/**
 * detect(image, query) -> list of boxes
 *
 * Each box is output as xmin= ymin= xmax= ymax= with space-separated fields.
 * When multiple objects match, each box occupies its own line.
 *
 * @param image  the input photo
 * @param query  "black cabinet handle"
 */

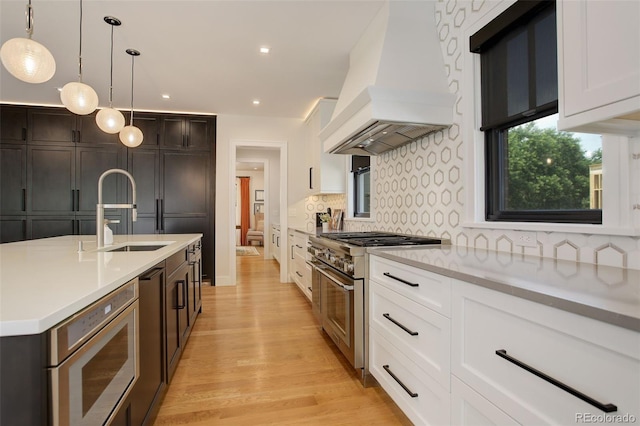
xmin=155 ymin=199 xmax=160 ymax=231
xmin=308 ymin=286 xmax=312 ymax=292
xmin=22 ymin=188 xmax=26 ymax=211
xmin=383 ymin=272 xmax=419 ymax=287
xmin=140 ymin=267 xmax=163 ymax=281
xmin=383 ymin=365 xmax=418 ymax=398
xmin=71 ymin=190 xmax=75 ymax=211
xmin=160 ymin=199 xmax=164 ymax=231
xmin=296 ymin=271 xmax=303 ymax=278
xmin=495 ymin=349 xmax=617 ymax=413
xmin=176 ymin=280 xmax=186 ymax=309
xmin=309 ymin=167 xmax=313 ymax=189
xmin=296 ymin=244 xmax=303 ymax=249
xmin=383 ymin=313 xmax=419 ymax=336
xmin=75 ymin=189 xmax=80 ymax=211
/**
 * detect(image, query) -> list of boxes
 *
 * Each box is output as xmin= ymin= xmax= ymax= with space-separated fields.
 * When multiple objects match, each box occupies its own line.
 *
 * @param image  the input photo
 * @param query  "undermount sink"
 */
xmin=101 ymin=243 xmax=170 ymax=252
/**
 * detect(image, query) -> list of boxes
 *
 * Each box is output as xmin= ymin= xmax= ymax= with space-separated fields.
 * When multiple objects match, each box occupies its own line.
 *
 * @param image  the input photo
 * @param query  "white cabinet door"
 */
xmin=452 ymin=279 xmax=640 ymax=425
xmin=558 ymin=0 xmax=640 ymax=134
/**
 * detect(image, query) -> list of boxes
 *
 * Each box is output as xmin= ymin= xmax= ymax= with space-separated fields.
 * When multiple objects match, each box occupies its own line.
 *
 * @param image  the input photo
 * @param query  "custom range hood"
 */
xmin=320 ymin=1 xmax=455 ymax=156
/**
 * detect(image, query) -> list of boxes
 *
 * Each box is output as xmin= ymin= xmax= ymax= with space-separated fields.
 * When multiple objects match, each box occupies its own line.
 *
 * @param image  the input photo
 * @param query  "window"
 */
xmin=352 ymin=155 xmax=370 ymax=218
xmin=472 ymin=0 xmax=602 ymax=224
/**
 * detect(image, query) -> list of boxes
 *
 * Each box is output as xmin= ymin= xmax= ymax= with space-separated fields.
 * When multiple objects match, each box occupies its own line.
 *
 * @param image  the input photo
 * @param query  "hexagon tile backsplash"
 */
xmin=341 ymin=0 xmax=640 ymax=271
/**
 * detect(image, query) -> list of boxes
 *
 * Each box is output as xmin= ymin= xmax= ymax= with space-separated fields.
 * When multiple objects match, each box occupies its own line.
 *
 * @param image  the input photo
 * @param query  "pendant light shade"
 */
xmin=96 ymin=107 xmax=125 ymax=133
xmin=0 ymin=1 xmax=56 ymax=83
xmin=61 ymin=0 xmax=98 ymax=115
xmin=119 ymin=125 xmax=143 ymax=147
xmin=119 ymin=48 xmax=143 ymax=148
xmin=96 ymin=16 xmax=124 ymax=134
xmin=60 ymin=81 xmax=99 ymax=115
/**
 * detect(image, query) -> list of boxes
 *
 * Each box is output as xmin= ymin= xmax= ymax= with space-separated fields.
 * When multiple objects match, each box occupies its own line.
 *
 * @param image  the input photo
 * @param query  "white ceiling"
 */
xmin=0 ymin=0 xmax=385 ymax=119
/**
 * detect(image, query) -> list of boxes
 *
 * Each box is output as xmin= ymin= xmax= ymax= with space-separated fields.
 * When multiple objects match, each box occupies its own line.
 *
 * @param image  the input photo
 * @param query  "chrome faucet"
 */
xmin=96 ymin=169 xmax=137 ymax=248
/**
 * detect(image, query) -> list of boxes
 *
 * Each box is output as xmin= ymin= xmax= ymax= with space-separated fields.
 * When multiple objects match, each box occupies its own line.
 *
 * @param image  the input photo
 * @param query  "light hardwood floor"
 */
xmin=154 ymin=247 xmax=410 ymax=425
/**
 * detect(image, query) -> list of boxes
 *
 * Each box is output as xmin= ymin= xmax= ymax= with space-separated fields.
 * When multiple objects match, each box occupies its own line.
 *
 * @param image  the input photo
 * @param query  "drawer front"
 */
xmin=369 ymin=255 xmax=451 ymax=316
xmin=293 ymin=233 xmax=307 ymax=259
xmin=451 ymin=375 xmax=519 ymax=426
xmin=370 ymin=280 xmax=450 ymax=390
xmin=370 ymin=328 xmax=450 ymax=426
xmin=452 ymin=280 xmax=640 ymax=425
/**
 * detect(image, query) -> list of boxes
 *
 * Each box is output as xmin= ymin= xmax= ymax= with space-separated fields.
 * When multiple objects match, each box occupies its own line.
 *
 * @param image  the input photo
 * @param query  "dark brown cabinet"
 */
xmin=0 ymin=105 xmax=215 ymax=282
xmin=161 ymin=115 xmax=212 ymax=150
xmin=188 ymin=242 xmax=203 ymax=326
xmin=128 ymin=263 xmax=166 ymax=426
xmin=165 ymin=254 xmax=191 ymax=383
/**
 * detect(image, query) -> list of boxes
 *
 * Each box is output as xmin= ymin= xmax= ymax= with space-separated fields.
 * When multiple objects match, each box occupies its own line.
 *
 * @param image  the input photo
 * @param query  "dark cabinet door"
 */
xmin=30 ymin=217 xmax=75 ymax=239
xmin=165 ymin=262 xmax=190 ymax=383
xmin=188 ymin=245 xmax=202 ymax=325
xmin=132 ymin=114 xmax=160 ymax=149
xmin=130 ymin=264 xmax=165 ymax=426
xmin=28 ymin=108 xmax=76 ymax=145
xmin=76 ymin=146 xmax=126 ymax=215
xmin=28 ymin=146 xmax=75 ymax=215
xmin=76 ymin=114 xmax=120 ymax=145
xmin=161 ymin=117 xmax=185 ymax=149
xmin=128 ymin=149 xmax=159 ymax=232
xmin=0 ymin=144 xmax=27 ymax=215
xmin=161 ymin=152 xmax=209 ymax=215
xmin=0 ymin=218 xmax=26 ymax=243
xmin=185 ymin=117 xmax=212 ymax=150
xmin=0 ymin=105 xmax=27 ymax=143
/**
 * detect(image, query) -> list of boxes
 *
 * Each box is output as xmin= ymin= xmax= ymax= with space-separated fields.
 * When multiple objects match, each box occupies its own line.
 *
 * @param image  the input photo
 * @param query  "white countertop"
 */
xmin=368 ymin=245 xmax=640 ymax=332
xmin=0 ymin=234 xmax=201 ymax=337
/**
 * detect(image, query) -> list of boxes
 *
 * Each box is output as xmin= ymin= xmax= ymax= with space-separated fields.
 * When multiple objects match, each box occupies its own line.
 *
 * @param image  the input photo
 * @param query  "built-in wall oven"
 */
xmin=308 ymin=232 xmax=444 ymax=386
xmin=49 ymin=278 xmax=139 ymax=425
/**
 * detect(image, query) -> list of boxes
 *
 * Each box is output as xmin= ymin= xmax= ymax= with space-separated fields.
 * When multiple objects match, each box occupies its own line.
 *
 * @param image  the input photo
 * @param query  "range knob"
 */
xmin=344 ymin=262 xmax=355 ymax=274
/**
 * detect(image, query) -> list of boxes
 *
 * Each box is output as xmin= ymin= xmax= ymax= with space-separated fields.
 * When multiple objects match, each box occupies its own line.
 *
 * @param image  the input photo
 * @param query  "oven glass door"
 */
xmin=52 ymin=300 xmax=139 ymax=426
xmin=319 ymin=266 xmax=355 ymax=365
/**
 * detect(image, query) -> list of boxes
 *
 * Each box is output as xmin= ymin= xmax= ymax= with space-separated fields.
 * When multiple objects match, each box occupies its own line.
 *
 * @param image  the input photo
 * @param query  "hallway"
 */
xmin=154 ymin=248 xmax=409 ymax=425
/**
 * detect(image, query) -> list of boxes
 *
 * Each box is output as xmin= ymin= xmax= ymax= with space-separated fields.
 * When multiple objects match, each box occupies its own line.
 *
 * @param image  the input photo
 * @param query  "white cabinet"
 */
xmin=288 ymin=99 xmax=346 ymax=203
xmin=368 ymin=254 xmax=452 ymax=425
xmin=369 ymin=253 xmax=640 ymax=425
xmin=558 ymin=0 xmax=640 ymax=135
xmin=452 ymin=279 xmax=640 ymax=425
xmin=290 ymin=230 xmax=311 ymax=301
xmin=270 ymin=225 xmax=280 ymax=263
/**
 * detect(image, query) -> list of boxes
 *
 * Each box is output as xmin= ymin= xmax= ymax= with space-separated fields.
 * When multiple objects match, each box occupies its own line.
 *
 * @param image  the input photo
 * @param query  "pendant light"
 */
xmin=96 ymin=16 xmax=125 ymax=134
xmin=60 ymin=0 xmax=98 ymax=115
xmin=119 ymin=49 xmax=143 ymax=148
xmin=0 ymin=0 xmax=56 ymax=83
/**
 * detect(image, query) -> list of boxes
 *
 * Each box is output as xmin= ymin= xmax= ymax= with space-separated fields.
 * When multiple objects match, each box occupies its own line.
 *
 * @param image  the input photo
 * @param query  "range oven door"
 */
xmin=319 ymin=265 xmax=356 ymax=367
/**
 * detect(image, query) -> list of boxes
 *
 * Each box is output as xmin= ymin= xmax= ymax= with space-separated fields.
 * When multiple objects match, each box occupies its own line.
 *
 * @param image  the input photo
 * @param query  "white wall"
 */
xmin=215 ymin=114 xmax=301 ymax=286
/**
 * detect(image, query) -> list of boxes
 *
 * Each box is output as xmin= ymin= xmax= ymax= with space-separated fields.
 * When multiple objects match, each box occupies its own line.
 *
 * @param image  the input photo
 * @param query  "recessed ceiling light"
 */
xmin=56 ymin=87 xmax=63 ymax=92
xmin=162 ymin=94 xmax=170 ymax=99
xmin=259 ymin=47 xmax=270 ymax=54
xmin=253 ymin=100 xmax=260 ymax=105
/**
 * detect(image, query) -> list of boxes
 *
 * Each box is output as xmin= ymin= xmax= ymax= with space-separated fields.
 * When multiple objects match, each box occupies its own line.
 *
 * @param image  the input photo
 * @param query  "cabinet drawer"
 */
xmin=452 ymin=280 xmax=640 ymax=425
xmin=166 ymin=249 xmax=187 ymax=275
xmin=370 ymin=280 xmax=450 ymax=390
xmin=369 ymin=255 xmax=451 ymax=316
xmin=451 ymin=375 xmax=518 ymax=426
xmin=370 ymin=328 xmax=450 ymax=426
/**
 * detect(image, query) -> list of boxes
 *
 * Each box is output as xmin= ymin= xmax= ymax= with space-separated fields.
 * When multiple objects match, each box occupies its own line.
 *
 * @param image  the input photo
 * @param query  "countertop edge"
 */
xmin=368 ymin=248 xmax=640 ymax=333
xmin=0 ymin=234 xmax=202 ymax=337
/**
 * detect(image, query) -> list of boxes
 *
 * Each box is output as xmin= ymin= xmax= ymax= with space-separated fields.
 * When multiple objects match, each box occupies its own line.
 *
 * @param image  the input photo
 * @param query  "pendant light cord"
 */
xmin=26 ymin=0 xmax=33 ymax=39
xmin=78 ymin=0 xmax=83 ymax=81
xmin=108 ymin=23 xmax=114 ymax=107
xmin=130 ymin=54 xmax=135 ymax=125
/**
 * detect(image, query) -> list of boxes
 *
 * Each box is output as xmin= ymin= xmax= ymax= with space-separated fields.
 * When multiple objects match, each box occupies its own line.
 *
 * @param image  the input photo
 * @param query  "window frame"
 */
xmin=462 ymin=0 xmax=638 ymax=236
xmin=352 ymin=155 xmax=371 ymax=218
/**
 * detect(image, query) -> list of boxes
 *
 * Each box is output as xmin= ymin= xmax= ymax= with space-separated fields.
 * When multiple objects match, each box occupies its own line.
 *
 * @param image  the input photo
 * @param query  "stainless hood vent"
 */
xmin=320 ymin=1 xmax=455 ymax=156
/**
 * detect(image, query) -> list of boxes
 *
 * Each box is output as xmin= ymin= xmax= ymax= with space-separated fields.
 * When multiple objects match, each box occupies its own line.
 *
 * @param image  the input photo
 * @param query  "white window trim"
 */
xmin=345 ymin=155 xmax=375 ymax=222
xmin=461 ymin=0 xmax=640 ymax=237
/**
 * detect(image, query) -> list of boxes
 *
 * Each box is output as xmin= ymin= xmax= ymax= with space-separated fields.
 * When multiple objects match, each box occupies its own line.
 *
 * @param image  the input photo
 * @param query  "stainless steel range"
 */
xmin=307 ymin=232 xmax=445 ymax=386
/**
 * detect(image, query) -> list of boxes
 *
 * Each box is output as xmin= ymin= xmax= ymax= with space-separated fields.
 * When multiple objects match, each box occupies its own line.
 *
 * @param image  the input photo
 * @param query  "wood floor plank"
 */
xmin=154 ymin=247 xmax=410 ymax=425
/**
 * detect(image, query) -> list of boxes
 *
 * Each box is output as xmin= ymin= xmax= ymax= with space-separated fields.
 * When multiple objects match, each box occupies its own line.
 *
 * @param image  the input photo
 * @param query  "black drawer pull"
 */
xmin=383 ymin=313 xmax=418 ymax=336
xmin=383 ymin=365 xmax=418 ymax=398
xmin=383 ymin=272 xmax=419 ymax=287
xmin=140 ymin=267 xmax=163 ymax=281
xmin=495 ymin=349 xmax=617 ymax=413
xmin=296 ymin=271 xmax=303 ymax=278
